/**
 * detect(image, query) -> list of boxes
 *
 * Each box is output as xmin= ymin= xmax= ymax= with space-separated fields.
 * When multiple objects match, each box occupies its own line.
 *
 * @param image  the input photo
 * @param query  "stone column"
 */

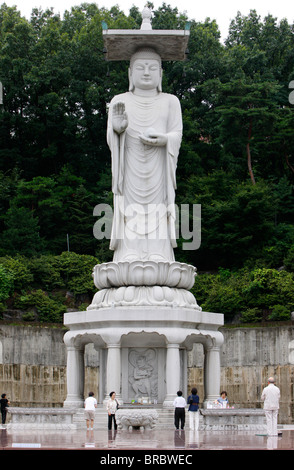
xmin=203 ymin=345 xmax=222 ymax=405
xmin=163 ymin=343 xmax=180 ymax=407
xmin=64 ymin=345 xmax=85 ymax=407
xmin=99 ymin=349 xmax=107 ymax=404
xmin=105 ymin=343 xmax=122 ymax=403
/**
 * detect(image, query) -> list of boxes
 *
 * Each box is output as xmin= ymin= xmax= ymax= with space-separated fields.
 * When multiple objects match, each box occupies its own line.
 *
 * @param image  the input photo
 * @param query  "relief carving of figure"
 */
xmin=129 ymin=349 xmax=157 ymax=399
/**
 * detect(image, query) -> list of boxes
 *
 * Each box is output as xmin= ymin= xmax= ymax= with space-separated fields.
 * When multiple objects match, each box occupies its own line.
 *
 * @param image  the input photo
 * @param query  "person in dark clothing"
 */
xmin=187 ymin=387 xmax=199 ymax=430
xmin=0 ymin=394 xmax=9 ymax=425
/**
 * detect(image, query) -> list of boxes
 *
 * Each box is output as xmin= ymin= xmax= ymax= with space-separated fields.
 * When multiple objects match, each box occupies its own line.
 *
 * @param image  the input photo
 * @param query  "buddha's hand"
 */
xmin=139 ymin=127 xmax=167 ymax=147
xmin=112 ymin=101 xmax=128 ymax=134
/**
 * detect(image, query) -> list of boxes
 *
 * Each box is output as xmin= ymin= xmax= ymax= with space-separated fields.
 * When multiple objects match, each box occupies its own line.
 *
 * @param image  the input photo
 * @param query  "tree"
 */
xmin=214 ymin=79 xmax=281 ymax=184
xmin=0 ymin=206 xmax=44 ymax=256
xmin=151 ymin=3 xmax=188 ymax=30
xmin=68 ymin=184 xmax=97 ymax=254
xmin=0 ymin=264 xmax=14 ymax=304
xmin=179 ymin=173 xmax=277 ymax=269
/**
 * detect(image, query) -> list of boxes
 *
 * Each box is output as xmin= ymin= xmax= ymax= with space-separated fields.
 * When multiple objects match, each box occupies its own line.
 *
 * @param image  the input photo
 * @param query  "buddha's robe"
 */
xmin=107 ymin=91 xmax=182 ymax=262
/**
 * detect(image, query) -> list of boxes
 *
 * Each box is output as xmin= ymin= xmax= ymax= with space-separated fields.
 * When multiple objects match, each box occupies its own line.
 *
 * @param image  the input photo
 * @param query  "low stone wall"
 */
xmin=8 ymin=407 xmax=76 ymax=429
xmin=0 ymin=324 xmax=98 ymax=408
xmin=200 ymin=409 xmax=266 ymax=431
xmin=0 ymin=323 xmax=293 ymax=423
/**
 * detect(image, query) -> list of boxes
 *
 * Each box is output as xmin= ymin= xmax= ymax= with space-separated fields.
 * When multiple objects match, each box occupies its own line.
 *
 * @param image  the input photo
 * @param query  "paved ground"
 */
xmin=1 ymin=426 xmax=294 ymax=451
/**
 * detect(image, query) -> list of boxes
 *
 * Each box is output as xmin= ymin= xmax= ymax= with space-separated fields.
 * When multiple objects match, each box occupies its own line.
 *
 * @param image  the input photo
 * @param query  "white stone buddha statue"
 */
xmin=107 ymin=47 xmax=183 ymax=263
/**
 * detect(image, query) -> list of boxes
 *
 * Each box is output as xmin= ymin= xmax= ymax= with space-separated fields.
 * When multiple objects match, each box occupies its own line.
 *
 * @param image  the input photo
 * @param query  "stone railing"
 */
xmin=200 ymin=408 xmax=266 ymax=431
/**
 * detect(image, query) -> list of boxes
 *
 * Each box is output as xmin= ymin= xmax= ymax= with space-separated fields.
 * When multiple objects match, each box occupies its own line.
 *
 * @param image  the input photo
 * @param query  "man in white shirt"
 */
xmin=173 ymin=391 xmax=186 ymax=429
xmin=261 ymin=377 xmax=280 ymax=436
xmin=84 ymin=392 xmax=97 ymax=430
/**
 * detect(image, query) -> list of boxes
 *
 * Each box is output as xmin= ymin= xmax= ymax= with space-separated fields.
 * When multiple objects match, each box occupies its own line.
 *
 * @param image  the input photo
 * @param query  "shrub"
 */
xmin=244 ymin=268 xmax=294 ymax=312
xmin=0 ymin=264 xmax=14 ymax=302
xmin=193 ymin=267 xmax=294 ymax=323
xmin=28 ymin=255 xmax=64 ymax=291
xmin=53 ymin=251 xmax=97 ymax=295
xmin=193 ymin=268 xmax=250 ymax=320
xmin=15 ymin=289 xmax=66 ymax=323
xmin=240 ymin=307 xmax=262 ymax=323
xmin=0 ymin=256 xmax=33 ymax=290
xmin=284 ymin=246 xmax=294 ymax=272
xmin=0 ymin=252 xmax=100 ymax=322
xmin=268 ymin=304 xmax=291 ymax=321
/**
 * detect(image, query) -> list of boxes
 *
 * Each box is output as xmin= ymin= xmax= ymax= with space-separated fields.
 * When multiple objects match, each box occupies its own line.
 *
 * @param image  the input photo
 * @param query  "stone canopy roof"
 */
xmin=102 ymin=7 xmax=190 ymax=61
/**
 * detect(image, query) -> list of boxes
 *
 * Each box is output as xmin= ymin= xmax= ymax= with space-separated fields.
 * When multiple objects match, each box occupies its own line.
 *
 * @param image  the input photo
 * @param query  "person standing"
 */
xmin=0 ymin=394 xmax=9 ymax=425
xmin=173 ymin=391 xmax=186 ymax=429
xmin=261 ymin=377 xmax=280 ymax=436
xmin=107 ymin=391 xmax=119 ymax=430
xmin=84 ymin=392 xmax=97 ymax=430
xmin=187 ymin=387 xmax=200 ymax=431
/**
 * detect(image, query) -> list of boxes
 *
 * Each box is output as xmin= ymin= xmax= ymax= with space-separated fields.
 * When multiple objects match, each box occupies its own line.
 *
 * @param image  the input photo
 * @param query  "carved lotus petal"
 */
xmin=142 ymin=262 xmax=158 ymax=285
xmin=124 ymin=286 xmax=135 ymax=302
xmin=92 ymin=260 xmax=196 ymax=290
xmin=153 ymin=285 xmax=164 ymax=301
xmin=88 ymin=285 xmax=202 ymax=310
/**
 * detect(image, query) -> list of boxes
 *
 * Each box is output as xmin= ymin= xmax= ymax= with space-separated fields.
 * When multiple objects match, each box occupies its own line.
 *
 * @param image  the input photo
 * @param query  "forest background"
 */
xmin=0 ymin=1 xmax=294 ymax=325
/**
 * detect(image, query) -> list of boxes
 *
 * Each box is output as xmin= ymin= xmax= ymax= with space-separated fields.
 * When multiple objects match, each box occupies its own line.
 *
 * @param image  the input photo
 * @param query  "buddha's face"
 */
xmin=131 ymin=58 xmax=161 ymax=91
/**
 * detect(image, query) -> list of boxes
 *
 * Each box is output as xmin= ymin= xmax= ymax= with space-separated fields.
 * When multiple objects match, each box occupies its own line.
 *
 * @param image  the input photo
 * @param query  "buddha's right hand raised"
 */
xmin=112 ymin=102 xmax=128 ymax=134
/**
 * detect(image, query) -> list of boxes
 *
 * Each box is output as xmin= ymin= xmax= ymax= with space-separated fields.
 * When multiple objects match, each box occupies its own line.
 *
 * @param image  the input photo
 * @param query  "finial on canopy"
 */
xmin=141 ymin=6 xmax=152 ymax=30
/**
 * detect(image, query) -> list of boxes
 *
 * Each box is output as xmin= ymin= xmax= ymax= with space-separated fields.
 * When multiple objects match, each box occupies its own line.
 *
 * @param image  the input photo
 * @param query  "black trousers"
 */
xmin=1 ymin=409 xmax=7 ymax=424
xmin=174 ymin=408 xmax=185 ymax=429
xmin=108 ymin=413 xmax=117 ymax=430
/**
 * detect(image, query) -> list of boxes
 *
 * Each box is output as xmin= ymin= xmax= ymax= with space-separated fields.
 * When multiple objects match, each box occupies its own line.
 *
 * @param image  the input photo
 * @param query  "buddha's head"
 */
xmin=129 ymin=47 xmax=162 ymax=92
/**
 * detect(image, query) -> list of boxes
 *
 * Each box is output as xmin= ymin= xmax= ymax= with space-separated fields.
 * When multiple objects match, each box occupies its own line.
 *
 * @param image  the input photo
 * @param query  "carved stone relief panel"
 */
xmin=121 ymin=347 xmax=165 ymax=403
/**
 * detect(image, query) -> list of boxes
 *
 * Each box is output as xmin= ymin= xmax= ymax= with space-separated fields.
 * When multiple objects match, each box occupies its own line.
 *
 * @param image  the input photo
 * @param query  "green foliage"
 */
xmin=0 ymin=251 xmax=98 ymax=323
xmin=0 ymin=3 xmax=294 ymax=324
xmin=0 ymin=256 xmax=34 ymax=289
xmin=0 ymin=241 xmax=293 ymax=325
xmin=15 ymin=289 xmax=66 ymax=323
xmin=0 ymin=206 xmax=45 ymax=257
xmin=193 ymin=269 xmax=250 ymax=319
xmin=0 ymin=3 xmax=293 ymax=268
xmin=0 ymin=263 xmax=14 ymax=302
xmin=51 ymin=251 xmax=97 ymax=295
xmin=177 ymin=173 xmax=294 ymax=270
xmin=268 ymin=304 xmax=290 ymax=321
xmin=243 ymin=268 xmax=294 ymax=311
xmin=0 ymin=251 xmax=98 ymax=295
xmin=192 ymin=267 xmax=294 ymax=323
xmin=28 ymin=255 xmax=64 ymax=290
xmin=240 ymin=308 xmax=262 ymax=323
xmin=284 ymin=246 xmax=294 ymax=271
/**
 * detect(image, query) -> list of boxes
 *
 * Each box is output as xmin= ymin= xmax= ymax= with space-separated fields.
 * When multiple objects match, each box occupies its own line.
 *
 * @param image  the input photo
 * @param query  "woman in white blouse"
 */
xmin=107 ymin=391 xmax=119 ymax=430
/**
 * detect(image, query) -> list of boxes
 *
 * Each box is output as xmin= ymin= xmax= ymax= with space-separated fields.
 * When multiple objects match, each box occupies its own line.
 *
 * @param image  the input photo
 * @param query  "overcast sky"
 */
xmin=2 ymin=0 xmax=294 ymax=39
